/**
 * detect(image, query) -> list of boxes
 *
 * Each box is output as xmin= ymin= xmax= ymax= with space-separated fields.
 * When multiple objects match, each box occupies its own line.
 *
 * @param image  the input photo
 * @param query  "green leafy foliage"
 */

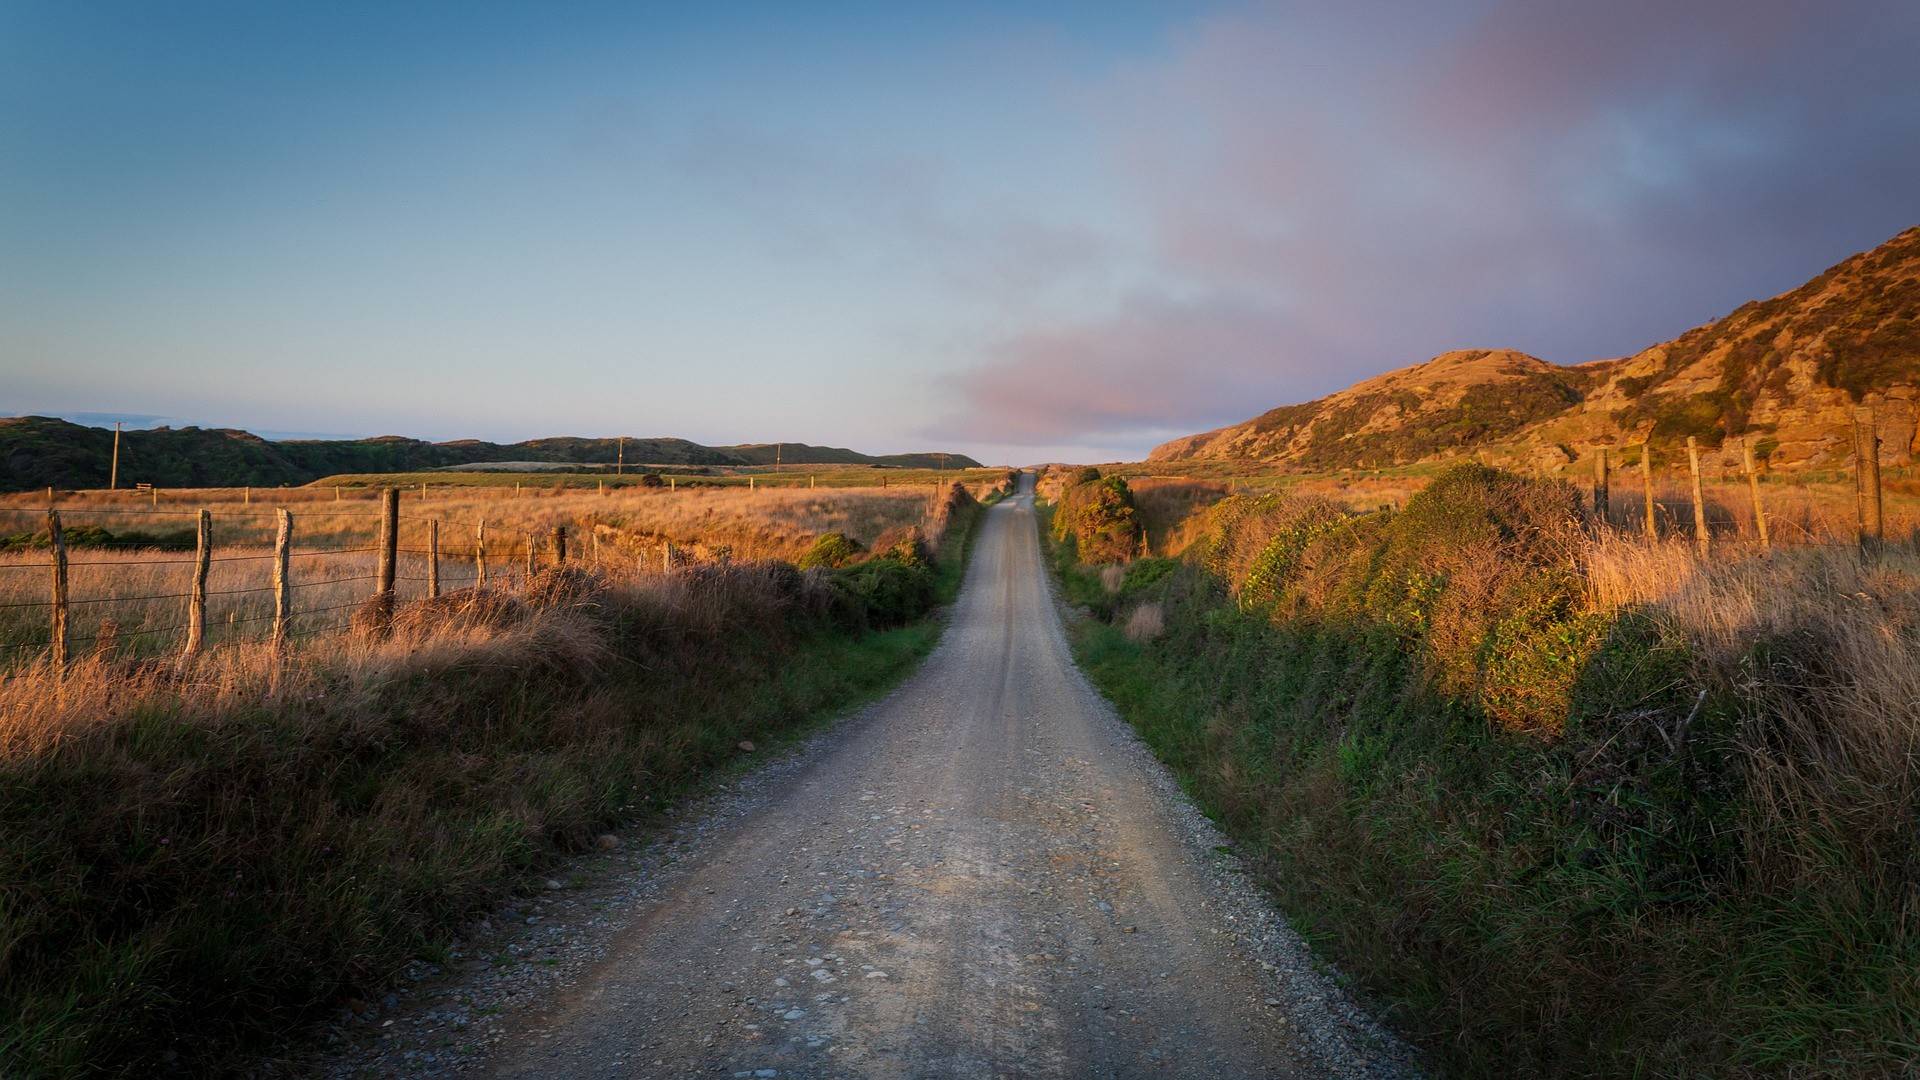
xmin=827 ymin=559 xmax=935 ymax=629
xmin=1049 ymin=470 xmax=1144 ymax=564
xmin=797 ymin=531 xmax=865 ymax=569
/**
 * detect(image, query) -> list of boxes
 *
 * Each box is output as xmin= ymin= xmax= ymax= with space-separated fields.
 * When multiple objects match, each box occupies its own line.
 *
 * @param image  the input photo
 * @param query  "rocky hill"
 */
xmin=0 ymin=418 xmax=980 ymax=492
xmin=1151 ymin=225 xmax=1920 ymax=471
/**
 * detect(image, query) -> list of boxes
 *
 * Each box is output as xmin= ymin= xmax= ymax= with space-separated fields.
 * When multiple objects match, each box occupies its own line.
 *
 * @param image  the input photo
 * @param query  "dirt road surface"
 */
xmin=324 ymin=478 xmax=1412 ymax=1078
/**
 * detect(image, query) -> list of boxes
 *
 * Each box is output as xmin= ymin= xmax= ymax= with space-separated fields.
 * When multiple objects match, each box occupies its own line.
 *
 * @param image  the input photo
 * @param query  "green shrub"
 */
xmin=1052 ymin=473 xmax=1143 ymax=564
xmin=830 ymin=558 xmax=935 ymax=629
xmin=1235 ymin=505 xmax=1349 ymax=613
xmin=883 ymin=530 xmax=932 ymax=569
xmin=797 ymin=531 xmax=865 ymax=569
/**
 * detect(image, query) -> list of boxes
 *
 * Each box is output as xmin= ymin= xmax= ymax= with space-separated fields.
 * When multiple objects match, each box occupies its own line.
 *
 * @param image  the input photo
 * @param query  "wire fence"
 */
xmin=0 ymin=490 xmax=600 ymax=669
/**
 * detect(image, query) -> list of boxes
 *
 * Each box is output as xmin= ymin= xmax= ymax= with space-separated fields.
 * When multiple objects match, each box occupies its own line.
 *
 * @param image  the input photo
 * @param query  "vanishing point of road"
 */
xmin=332 ymin=476 xmax=1412 ymax=1079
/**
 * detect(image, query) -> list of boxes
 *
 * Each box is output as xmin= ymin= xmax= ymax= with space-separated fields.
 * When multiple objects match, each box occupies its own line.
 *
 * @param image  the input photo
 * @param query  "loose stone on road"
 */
xmin=324 ymin=476 xmax=1414 ymax=1078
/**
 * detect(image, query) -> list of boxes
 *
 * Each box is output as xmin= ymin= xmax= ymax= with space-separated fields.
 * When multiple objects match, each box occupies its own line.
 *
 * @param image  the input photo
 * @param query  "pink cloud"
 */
xmin=936 ymin=0 xmax=1920 ymax=457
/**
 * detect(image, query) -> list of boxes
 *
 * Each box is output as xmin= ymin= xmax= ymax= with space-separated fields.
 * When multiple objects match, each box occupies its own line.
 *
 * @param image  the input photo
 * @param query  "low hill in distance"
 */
xmin=1153 ymin=225 xmax=1920 ymax=472
xmin=0 ymin=418 xmax=982 ymax=492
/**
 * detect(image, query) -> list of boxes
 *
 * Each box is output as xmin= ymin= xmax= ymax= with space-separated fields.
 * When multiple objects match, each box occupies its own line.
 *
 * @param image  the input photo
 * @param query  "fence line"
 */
xmin=0 ymin=488 xmax=566 ymax=670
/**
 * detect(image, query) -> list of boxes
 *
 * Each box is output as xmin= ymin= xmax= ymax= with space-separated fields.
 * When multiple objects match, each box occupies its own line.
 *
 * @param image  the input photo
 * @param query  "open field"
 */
xmin=313 ymin=463 xmax=1007 ymax=491
xmin=0 ymin=477 xmax=1012 ymax=664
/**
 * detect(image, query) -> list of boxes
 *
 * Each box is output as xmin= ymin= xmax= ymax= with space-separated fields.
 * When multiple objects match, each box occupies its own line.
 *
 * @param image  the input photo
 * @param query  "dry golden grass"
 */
xmin=1126 ymin=461 xmax=1920 ymax=889
xmin=0 ymin=484 xmax=950 ymax=663
xmin=1112 ymin=459 xmax=1920 ymax=547
xmin=0 ymin=551 xmax=961 ymax=1073
xmin=424 ymin=484 xmax=942 ymax=564
xmin=1071 ymin=463 xmax=1920 ymax=1072
xmin=1122 ymin=601 xmax=1165 ymax=642
xmin=0 ymin=582 xmax=605 ymax=756
xmin=0 ymin=476 xmax=989 ymax=1074
xmin=1584 ymin=531 xmax=1920 ymax=887
xmin=1127 ymin=477 xmax=1229 ymax=556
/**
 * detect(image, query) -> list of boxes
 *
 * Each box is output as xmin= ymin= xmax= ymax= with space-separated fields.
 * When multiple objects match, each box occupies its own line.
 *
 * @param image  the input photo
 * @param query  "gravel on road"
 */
xmin=315 ymin=478 xmax=1417 ymax=1079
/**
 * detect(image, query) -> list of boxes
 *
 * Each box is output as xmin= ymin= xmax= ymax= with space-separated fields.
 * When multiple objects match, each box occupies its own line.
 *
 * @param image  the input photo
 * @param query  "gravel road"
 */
xmin=320 ymin=477 xmax=1414 ymax=1078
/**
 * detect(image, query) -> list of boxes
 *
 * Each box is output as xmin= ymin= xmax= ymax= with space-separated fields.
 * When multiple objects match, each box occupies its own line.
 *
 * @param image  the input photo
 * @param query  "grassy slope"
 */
xmin=1037 ymin=477 xmax=1916 ymax=1078
xmin=0 ymin=503 xmax=981 ymax=1077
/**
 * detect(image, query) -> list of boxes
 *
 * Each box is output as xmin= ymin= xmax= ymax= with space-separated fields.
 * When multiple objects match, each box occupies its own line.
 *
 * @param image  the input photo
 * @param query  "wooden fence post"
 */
xmin=552 ymin=526 xmax=568 ymax=564
xmin=184 ymin=508 xmax=211 ymax=657
xmin=1742 ymin=438 xmax=1769 ymax=550
xmin=272 ymin=509 xmax=292 ymax=648
xmin=427 ymin=519 xmax=441 ymax=599
xmin=373 ymin=488 xmax=398 ymax=631
xmin=47 ymin=509 xmax=68 ymax=669
xmin=152 ymin=486 xmax=159 ymax=508
xmin=669 ymin=476 xmax=676 ymax=491
xmin=1592 ymin=447 xmax=1610 ymax=523
xmin=525 ymin=533 xmax=536 ymax=578
xmin=810 ymin=474 xmax=816 ymax=489
xmin=749 ymin=475 xmax=755 ymax=491
xmin=1686 ymin=437 xmax=1709 ymax=558
xmin=1640 ymin=442 xmax=1657 ymax=537
xmin=1853 ymin=410 xmax=1869 ymax=543
xmin=1854 ymin=406 xmax=1883 ymax=545
xmin=475 ymin=520 xmax=488 ymax=588
xmin=244 ymin=486 xmax=251 ymax=505
xmin=421 ymin=481 xmax=429 ymax=501
xmin=598 ymin=479 xmax=606 ymax=496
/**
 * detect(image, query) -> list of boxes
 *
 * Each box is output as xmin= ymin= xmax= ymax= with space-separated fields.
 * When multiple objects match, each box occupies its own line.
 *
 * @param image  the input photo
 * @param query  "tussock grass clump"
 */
xmin=1053 ymin=461 xmax=1920 ymax=1076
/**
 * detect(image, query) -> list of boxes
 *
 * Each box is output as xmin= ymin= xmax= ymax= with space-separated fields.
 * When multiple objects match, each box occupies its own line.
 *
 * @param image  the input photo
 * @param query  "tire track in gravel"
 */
xmin=321 ymin=474 xmax=1417 ymax=1079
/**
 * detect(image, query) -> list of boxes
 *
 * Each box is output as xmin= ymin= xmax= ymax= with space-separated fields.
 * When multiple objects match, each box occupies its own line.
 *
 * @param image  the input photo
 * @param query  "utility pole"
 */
xmin=109 ymin=421 xmax=122 ymax=490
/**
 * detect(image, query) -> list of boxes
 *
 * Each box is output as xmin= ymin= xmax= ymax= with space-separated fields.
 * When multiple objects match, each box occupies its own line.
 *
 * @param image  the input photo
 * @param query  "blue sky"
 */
xmin=3 ymin=1 xmax=1916 ymax=463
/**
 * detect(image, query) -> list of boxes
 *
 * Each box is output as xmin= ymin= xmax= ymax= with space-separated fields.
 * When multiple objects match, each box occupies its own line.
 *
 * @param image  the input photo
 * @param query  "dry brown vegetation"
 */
xmin=1585 ymin=534 xmax=1920 ymax=890
xmin=1051 ymin=462 xmax=1920 ymax=1075
xmin=0 ymin=484 xmax=956 ymax=661
xmin=1110 ymin=459 xmax=1920 ymax=554
xmin=0 ymin=482 xmax=986 ymax=1075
